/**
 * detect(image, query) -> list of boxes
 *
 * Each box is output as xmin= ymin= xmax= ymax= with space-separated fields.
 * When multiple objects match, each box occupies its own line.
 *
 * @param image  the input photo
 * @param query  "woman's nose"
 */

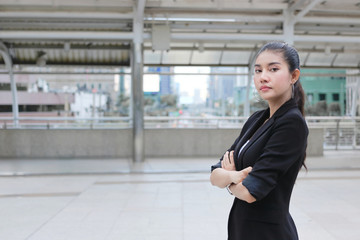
xmin=260 ymin=71 xmax=269 ymax=82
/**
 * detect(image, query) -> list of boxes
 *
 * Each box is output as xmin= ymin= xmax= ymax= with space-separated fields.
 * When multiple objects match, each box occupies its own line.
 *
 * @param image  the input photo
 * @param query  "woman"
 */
xmin=210 ymin=41 xmax=308 ymax=240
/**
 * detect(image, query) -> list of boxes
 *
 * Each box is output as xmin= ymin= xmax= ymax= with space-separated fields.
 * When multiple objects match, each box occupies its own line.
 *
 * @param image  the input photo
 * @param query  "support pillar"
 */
xmin=244 ymin=52 xmax=257 ymax=117
xmin=132 ymin=0 xmax=146 ymax=163
xmin=131 ymin=44 xmax=144 ymax=163
xmin=0 ymin=42 xmax=19 ymax=127
xmin=352 ymin=77 xmax=360 ymax=117
xmin=244 ymin=68 xmax=252 ymax=117
xmin=283 ymin=9 xmax=295 ymax=45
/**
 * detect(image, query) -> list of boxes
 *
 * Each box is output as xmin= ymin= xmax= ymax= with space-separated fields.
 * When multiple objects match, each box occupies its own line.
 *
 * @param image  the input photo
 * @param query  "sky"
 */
xmin=173 ymin=66 xmax=210 ymax=103
xmin=142 ymin=66 xmax=210 ymax=104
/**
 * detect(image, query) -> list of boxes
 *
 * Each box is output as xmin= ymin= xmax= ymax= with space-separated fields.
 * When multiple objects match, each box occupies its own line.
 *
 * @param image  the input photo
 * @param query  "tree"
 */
xmin=116 ymin=93 xmax=130 ymax=116
xmin=160 ymin=94 xmax=177 ymax=107
xmin=328 ymin=102 xmax=341 ymax=116
xmin=315 ymin=101 xmax=328 ymax=116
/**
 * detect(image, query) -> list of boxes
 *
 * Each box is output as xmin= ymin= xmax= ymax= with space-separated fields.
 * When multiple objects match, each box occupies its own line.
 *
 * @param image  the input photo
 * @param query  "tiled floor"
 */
xmin=0 ymin=151 xmax=359 ymax=240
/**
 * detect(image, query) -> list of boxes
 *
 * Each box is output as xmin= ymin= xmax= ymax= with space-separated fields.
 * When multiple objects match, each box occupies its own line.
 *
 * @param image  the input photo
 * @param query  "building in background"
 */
xmin=207 ymin=67 xmax=235 ymax=116
xmin=0 ymin=75 xmax=74 ymax=117
xmin=0 ymin=74 xmax=110 ymax=118
xmin=207 ymin=67 xmax=250 ymax=116
xmin=301 ymin=69 xmax=346 ymax=116
xmin=144 ymin=67 xmax=178 ymax=116
xmin=147 ymin=67 xmax=174 ymax=95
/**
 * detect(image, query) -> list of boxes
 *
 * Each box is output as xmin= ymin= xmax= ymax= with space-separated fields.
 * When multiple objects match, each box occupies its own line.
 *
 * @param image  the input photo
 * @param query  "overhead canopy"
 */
xmin=0 ymin=0 xmax=360 ymax=69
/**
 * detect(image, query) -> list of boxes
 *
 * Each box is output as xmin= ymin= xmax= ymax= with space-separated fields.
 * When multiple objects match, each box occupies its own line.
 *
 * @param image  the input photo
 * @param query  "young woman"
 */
xmin=210 ymin=42 xmax=308 ymax=240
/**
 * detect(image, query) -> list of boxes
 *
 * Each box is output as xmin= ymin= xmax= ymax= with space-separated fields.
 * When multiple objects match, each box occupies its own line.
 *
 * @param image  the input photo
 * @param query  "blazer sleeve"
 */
xmin=242 ymin=113 xmax=308 ymax=201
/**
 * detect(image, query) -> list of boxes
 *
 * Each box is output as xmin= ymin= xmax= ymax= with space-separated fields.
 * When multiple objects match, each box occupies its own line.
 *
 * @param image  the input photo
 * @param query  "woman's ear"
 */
xmin=291 ymin=69 xmax=300 ymax=84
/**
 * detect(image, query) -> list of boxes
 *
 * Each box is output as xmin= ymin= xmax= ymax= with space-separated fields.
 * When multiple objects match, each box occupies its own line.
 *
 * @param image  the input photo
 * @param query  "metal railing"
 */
xmin=0 ymin=116 xmax=132 ymax=129
xmin=144 ymin=116 xmax=248 ymax=129
xmin=1 ymin=116 xmax=359 ymax=150
xmin=306 ymin=116 xmax=360 ymax=150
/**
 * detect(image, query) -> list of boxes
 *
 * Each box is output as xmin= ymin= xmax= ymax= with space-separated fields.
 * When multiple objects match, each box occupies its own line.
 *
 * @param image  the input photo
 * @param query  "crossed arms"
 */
xmin=210 ymin=150 xmax=256 ymax=203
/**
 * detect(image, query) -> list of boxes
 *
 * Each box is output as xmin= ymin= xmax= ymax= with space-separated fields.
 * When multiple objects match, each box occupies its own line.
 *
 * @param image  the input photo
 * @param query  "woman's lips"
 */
xmin=260 ymin=86 xmax=271 ymax=91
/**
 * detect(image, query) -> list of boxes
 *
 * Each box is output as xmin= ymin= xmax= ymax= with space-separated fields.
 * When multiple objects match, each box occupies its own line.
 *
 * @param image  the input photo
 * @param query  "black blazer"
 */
xmin=212 ymin=99 xmax=308 ymax=240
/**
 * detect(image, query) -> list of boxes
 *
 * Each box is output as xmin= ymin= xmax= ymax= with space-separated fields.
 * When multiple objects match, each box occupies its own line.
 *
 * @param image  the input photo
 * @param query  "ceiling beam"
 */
xmin=294 ymin=35 xmax=360 ymax=44
xmin=1 ymin=30 xmax=359 ymax=44
xmin=144 ymin=14 xmax=284 ymax=23
xmin=4 ymin=45 xmax=360 ymax=55
xmin=169 ymin=33 xmax=284 ymax=42
xmin=299 ymin=16 xmax=360 ymax=25
xmin=0 ymin=31 xmax=135 ymax=41
xmin=7 ymin=43 xmax=130 ymax=50
xmin=169 ymin=33 xmax=360 ymax=44
xmin=145 ymin=14 xmax=360 ymax=25
xmin=0 ymin=11 xmax=133 ymax=20
xmin=2 ymin=11 xmax=358 ymax=26
xmin=293 ymin=0 xmax=322 ymax=23
xmin=146 ymin=1 xmax=288 ymax=10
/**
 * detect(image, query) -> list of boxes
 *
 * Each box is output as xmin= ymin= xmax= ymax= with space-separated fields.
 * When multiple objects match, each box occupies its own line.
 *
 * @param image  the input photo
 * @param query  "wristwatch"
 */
xmin=226 ymin=183 xmax=233 ymax=195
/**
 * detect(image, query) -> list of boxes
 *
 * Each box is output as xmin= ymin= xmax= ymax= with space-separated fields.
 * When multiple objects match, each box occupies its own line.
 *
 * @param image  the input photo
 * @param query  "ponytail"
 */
xmin=294 ymin=81 xmax=306 ymax=117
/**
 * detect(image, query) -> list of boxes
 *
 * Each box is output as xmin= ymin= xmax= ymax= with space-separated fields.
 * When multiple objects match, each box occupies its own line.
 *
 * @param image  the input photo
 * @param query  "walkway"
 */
xmin=0 ymin=151 xmax=359 ymax=240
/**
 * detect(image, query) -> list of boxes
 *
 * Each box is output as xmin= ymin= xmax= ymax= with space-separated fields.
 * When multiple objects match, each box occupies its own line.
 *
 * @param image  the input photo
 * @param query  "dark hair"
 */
xmin=255 ymin=41 xmax=306 ymax=117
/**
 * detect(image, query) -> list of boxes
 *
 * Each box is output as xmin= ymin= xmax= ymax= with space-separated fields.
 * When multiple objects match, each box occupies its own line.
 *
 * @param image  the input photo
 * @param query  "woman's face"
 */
xmin=254 ymin=50 xmax=299 ymax=105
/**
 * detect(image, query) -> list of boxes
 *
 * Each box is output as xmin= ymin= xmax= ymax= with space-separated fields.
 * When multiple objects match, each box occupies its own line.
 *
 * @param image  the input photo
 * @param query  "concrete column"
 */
xmin=352 ymin=77 xmax=360 ymax=117
xmin=244 ymin=67 xmax=252 ymax=117
xmin=0 ymin=42 xmax=19 ymax=127
xmin=283 ymin=10 xmax=295 ymax=45
xmin=244 ymin=53 xmax=257 ymax=117
xmin=131 ymin=44 xmax=144 ymax=162
xmin=132 ymin=0 xmax=146 ymax=162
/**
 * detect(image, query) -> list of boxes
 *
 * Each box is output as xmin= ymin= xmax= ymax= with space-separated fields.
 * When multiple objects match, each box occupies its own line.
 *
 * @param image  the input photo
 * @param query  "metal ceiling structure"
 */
xmin=0 ymin=0 xmax=360 ymax=68
xmin=1 ymin=0 xmax=360 ymax=162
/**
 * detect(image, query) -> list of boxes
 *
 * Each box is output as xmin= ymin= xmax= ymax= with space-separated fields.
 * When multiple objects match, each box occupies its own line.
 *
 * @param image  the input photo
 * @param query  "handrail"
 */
xmin=0 ymin=116 xmax=131 ymax=121
xmin=306 ymin=116 xmax=360 ymax=121
xmin=1 ymin=116 xmax=359 ymax=149
xmin=144 ymin=116 xmax=249 ymax=121
xmin=0 ymin=115 xmax=359 ymax=125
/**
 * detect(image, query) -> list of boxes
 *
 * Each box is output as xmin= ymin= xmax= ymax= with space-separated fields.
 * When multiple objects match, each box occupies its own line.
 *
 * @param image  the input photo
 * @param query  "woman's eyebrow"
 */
xmin=254 ymin=62 xmax=281 ymax=67
xmin=268 ymin=62 xmax=281 ymax=66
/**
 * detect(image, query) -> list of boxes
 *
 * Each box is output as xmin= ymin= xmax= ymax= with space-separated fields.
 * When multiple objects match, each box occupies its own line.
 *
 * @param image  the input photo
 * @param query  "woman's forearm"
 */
xmin=210 ymin=166 xmax=253 ymax=189
xmin=210 ymin=168 xmax=233 ymax=188
xmin=229 ymin=182 xmax=256 ymax=203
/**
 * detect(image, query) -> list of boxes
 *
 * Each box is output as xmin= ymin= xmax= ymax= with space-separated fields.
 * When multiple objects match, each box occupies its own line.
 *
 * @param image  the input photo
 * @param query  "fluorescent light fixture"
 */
xmin=145 ymin=17 xmax=236 ymax=22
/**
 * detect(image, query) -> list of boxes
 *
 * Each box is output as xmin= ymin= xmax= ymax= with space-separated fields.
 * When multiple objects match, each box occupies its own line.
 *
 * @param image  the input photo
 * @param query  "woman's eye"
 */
xmin=254 ymin=69 xmax=261 ymax=73
xmin=270 ymin=68 xmax=279 ymax=72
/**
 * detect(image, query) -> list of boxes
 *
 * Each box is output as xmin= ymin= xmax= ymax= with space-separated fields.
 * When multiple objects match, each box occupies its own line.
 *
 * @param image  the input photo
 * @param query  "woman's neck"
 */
xmin=268 ymin=96 xmax=291 ymax=118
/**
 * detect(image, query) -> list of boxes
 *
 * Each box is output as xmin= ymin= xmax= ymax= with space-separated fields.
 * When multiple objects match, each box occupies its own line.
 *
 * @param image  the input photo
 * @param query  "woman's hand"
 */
xmin=221 ymin=151 xmax=236 ymax=171
xmin=230 ymin=166 xmax=252 ymax=184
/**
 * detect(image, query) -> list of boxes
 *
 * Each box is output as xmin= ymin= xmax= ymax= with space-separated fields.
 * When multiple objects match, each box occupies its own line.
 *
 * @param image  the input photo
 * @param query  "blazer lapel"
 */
xmin=234 ymin=108 xmax=269 ymax=169
xmin=236 ymin=111 xmax=271 ymax=166
xmin=236 ymin=99 xmax=298 ymax=169
xmin=248 ymin=117 xmax=274 ymax=144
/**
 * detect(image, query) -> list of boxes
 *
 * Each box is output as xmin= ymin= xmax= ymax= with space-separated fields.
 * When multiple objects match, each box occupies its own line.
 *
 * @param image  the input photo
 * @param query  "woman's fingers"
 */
xmin=240 ymin=167 xmax=252 ymax=178
xmin=229 ymin=151 xmax=234 ymax=164
xmin=243 ymin=166 xmax=252 ymax=175
xmin=222 ymin=151 xmax=237 ymax=171
xmin=222 ymin=151 xmax=229 ymax=168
